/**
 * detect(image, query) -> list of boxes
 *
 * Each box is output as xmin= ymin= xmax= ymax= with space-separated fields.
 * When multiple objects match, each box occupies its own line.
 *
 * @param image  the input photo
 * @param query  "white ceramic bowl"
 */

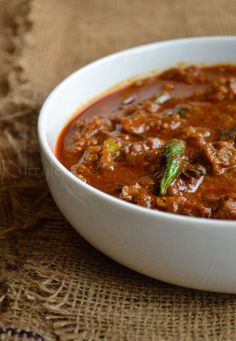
xmin=38 ymin=37 xmax=236 ymax=293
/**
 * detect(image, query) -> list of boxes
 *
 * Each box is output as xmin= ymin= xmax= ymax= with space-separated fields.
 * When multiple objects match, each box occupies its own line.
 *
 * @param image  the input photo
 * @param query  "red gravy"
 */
xmin=57 ymin=65 xmax=236 ymax=219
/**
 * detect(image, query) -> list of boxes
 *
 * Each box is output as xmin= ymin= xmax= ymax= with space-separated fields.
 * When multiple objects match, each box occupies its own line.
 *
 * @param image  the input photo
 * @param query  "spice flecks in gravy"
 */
xmin=57 ymin=65 xmax=236 ymax=219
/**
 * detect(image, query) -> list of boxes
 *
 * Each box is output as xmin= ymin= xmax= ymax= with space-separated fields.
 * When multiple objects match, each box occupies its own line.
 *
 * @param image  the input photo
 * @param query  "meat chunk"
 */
xmin=156 ymin=195 xmax=211 ymax=217
xmin=124 ymin=137 xmax=163 ymax=166
xmin=203 ymin=141 xmax=236 ymax=175
xmin=181 ymin=126 xmax=211 ymax=147
xmin=167 ymin=176 xmax=204 ymax=195
xmin=121 ymin=112 xmax=151 ymax=135
xmin=120 ymin=183 xmax=156 ymax=208
xmin=124 ymin=142 xmax=149 ymax=165
xmin=214 ymin=195 xmax=236 ymax=219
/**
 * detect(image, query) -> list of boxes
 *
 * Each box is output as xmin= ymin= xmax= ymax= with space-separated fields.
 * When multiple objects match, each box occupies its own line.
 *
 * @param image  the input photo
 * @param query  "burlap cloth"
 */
xmin=1 ymin=0 xmax=236 ymax=340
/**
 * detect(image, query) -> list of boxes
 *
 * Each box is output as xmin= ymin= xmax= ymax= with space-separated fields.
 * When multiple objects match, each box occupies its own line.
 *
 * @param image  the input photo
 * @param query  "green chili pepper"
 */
xmin=160 ymin=139 xmax=186 ymax=195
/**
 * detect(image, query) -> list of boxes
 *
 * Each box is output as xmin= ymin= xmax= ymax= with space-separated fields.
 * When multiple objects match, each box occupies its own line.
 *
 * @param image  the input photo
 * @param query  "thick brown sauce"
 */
xmin=57 ymin=65 xmax=236 ymax=219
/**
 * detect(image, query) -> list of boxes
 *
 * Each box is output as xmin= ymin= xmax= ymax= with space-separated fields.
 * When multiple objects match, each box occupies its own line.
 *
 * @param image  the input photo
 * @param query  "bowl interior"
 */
xmin=39 ymin=37 xmax=236 ymax=153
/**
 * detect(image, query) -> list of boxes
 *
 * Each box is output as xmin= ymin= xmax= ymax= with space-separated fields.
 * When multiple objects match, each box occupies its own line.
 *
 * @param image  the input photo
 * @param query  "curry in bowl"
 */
xmin=57 ymin=65 xmax=236 ymax=220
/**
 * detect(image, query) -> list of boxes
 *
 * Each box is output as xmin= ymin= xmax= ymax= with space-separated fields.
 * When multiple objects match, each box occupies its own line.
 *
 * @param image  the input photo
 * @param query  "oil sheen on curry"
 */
xmin=57 ymin=65 xmax=236 ymax=220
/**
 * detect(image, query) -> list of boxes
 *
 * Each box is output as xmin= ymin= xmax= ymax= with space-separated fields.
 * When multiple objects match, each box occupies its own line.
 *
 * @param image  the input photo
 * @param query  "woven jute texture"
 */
xmin=1 ymin=0 xmax=236 ymax=340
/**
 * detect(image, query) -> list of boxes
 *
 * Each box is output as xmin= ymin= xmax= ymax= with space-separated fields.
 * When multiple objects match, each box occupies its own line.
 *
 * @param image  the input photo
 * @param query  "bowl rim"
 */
xmin=38 ymin=36 xmax=236 ymax=226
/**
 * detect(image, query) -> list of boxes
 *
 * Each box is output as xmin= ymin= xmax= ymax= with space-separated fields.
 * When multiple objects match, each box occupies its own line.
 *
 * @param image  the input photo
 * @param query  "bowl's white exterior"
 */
xmin=38 ymin=37 xmax=236 ymax=293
